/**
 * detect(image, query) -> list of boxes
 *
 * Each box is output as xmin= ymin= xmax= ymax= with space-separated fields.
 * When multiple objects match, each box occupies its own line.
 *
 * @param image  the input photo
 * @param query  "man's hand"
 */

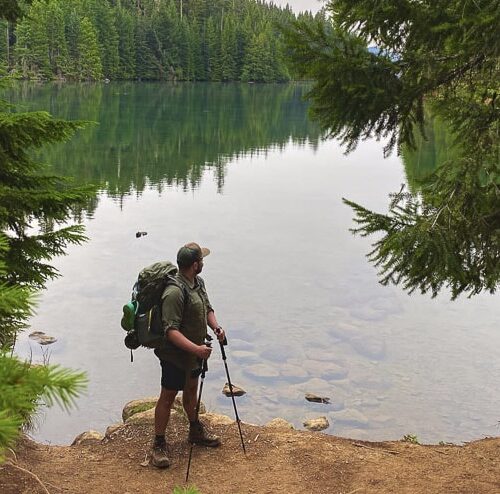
xmin=214 ymin=326 xmax=226 ymax=343
xmin=195 ymin=345 xmax=212 ymax=360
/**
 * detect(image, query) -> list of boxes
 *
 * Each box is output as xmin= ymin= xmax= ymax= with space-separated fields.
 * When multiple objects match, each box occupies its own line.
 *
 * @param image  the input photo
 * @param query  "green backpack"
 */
xmin=121 ymin=261 xmax=187 ymax=357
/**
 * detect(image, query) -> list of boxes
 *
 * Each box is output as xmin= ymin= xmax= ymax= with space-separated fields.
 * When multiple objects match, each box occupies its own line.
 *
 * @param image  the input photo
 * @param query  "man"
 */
xmin=151 ymin=242 xmax=226 ymax=468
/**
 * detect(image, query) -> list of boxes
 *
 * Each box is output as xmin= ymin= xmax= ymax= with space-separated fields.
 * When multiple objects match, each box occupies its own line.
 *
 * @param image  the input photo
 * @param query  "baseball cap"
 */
xmin=177 ymin=242 xmax=210 ymax=266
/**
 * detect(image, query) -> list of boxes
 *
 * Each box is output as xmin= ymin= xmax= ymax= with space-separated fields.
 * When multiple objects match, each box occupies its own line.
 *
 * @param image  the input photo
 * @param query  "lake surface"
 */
xmin=8 ymin=82 xmax=499 ymax=445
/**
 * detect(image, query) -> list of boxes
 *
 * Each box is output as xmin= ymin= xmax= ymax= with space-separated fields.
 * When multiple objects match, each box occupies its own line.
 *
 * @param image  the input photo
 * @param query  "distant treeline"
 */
xmin=0 ymin=0 xmax=321 ymax=82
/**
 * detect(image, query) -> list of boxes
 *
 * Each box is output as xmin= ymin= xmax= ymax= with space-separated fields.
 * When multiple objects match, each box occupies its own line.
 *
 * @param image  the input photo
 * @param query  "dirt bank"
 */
xmin=1 ymin=410 xmax=499 ymax=494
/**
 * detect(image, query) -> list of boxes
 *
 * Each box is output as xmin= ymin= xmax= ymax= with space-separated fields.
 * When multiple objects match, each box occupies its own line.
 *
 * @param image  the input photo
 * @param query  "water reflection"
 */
xmin=8 ymin=84 xmax=499 ymax=446
xmin=401 ymin=114 xmax=462 ymax=191
xmin=8 ymin=82 xmax=321 ymax=206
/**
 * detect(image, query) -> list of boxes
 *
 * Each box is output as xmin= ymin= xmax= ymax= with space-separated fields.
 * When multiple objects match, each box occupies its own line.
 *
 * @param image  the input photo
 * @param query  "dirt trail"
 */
xmin=1 ymin=411 xmax=499 ymax=494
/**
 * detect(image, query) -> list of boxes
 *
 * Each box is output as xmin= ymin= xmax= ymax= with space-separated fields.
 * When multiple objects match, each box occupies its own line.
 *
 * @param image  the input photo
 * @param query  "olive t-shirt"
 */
xmin=154 ymin=273 xmax=213 ymax=370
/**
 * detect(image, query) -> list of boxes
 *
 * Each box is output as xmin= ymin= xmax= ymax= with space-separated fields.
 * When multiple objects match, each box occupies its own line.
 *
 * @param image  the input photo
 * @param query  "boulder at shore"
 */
xmin=303 ymin=416 xmax=329 ymax=432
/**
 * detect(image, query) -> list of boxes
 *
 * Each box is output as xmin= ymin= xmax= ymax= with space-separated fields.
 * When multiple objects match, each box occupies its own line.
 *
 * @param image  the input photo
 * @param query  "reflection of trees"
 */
xmin=7 ymin=82 xmax=321 ymax=212
xmin=345 ymin=117 xmax=499 ymax=299
xmin=401 ymin=114 xmax=463 ymax=192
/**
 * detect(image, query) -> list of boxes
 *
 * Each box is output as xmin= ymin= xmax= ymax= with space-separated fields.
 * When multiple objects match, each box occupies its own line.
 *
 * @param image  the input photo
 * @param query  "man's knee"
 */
xmin=183 ymin=377 xmax=199 ymax=396
xmin=158 ymin=388 xmax=177 ymax=407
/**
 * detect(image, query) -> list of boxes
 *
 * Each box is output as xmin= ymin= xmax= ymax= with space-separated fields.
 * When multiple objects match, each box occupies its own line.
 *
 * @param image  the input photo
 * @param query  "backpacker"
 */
xmin=121 ymin=261 xmax=187 ymax=357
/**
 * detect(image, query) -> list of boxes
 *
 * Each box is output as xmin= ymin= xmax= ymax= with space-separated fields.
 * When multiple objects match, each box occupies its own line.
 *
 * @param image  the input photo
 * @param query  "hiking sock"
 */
xmin=154 ymin=435 xmax=166 ymax=447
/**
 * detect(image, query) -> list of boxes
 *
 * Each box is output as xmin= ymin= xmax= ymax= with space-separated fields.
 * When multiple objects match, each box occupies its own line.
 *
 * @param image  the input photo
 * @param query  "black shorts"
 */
xmin=160 ymin=360 xmax=202 ymax=391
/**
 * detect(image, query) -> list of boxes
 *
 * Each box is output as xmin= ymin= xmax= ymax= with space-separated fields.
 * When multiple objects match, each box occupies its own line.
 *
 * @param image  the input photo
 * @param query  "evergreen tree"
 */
xmin=46 ymin=0 xmax=69 ymax=78
xmin=188 ymin=18 xmax=204 ymax=80
xmin=284 ymin=0 xmax=500 ymax=298
xmin=241 ymin=30 xmax=273 ymax=82
xmin=62 ymin=5 xmax=82 ymax=80
xmin=0 ymin=20 xmax=8 ymax=71
xmin=9 ymin=0 xmax=319 ymax=81
xmin=84 ymin=0 xmax=119 ymax=79
xmin=116 ymin=6 xmax=136 ymax=79
xmin=135 ymin=14 xmax=156 ymax=80
xmin=205 ymin=16 xmax=220 ymax=81
xmin=77 ymin=17 xmax=102 ymax=80
xmin=0 ymin=0 xmax=97 ymax=460
xmin=15 ymin=0 xmax=52 ymax=79
xmin=219 ymin=13 xmax=237 ymax=81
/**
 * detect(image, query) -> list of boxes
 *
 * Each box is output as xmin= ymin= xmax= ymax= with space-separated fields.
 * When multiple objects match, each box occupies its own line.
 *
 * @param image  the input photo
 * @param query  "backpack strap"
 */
xmin=161 ymin=275 xmax=190 ymax=311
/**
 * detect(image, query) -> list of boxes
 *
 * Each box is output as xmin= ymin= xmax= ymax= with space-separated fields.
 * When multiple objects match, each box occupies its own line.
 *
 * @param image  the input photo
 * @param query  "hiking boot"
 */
xmin=150 ymin=442 xmax=170 ymax=468
xmin=188 ymin=421 xmax=221 ymax=447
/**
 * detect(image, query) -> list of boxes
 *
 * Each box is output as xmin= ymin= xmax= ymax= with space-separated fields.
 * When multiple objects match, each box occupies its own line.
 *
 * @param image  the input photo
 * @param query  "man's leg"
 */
xmin=151 ymin=386 xmax=177 ymax=468
xmin=151 ymin=360 xmax=185 ymax=468
xmin=184 ymin=372 xmax=221 ymax=447
xmin=155 ymin=386 xmax=178 ymax=435
xmin=182 ymin=374 xmax=199 ymax=422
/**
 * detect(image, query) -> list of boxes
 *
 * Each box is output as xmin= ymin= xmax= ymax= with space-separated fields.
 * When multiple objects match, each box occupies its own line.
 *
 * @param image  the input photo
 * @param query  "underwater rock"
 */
xmin=29 ymin=331 xmax=57 ymax=345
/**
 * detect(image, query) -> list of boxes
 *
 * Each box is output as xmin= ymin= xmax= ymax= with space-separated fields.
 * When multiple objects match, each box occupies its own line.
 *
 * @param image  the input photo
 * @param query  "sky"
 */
xmin=271 ymin=0 xmax=325 ymax=14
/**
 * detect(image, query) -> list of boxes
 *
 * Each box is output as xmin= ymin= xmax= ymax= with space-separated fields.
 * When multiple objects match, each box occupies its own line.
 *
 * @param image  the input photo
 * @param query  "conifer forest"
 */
xmin=0 ymin=0 xmax=319 ymax=82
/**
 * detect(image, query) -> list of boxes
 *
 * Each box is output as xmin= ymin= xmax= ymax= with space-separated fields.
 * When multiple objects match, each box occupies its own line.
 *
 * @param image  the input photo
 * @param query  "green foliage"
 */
xmin=285 ymin=0 xmax=500 ymax=298
xmin=0 ymin=234 xmax=88 ymax=461
xmin=173 ymin=486 xmax=201 ymax=494
xmin=402 ymin=434 xmax=420 ymax=444
xmin=343 ymin=160 xmax=499 ymax=299
xmin=0 ymin=236 xmax=33 ymax=347
xmin=0 ymin=2 xmax=95 ymax=461
xmin=0 ymin=0 xmax=28 ymax=23
xmin=5 ymin=0 xmax=304 ymax=82
xmin=0 ymin=107 xmax=95 ymax=288
xmin=77 ymin=17 xmax=102 ymax=81
xmin=0 ymin=350 xmax=88 ymax=460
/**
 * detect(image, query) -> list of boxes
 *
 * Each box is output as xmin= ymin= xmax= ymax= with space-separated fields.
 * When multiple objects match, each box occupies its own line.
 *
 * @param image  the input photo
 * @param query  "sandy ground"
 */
xmin=1 ymin=409 xmax=499 ymax=494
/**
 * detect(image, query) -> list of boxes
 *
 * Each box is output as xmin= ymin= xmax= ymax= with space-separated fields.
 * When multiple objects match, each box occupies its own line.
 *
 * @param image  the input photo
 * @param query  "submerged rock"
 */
xmin=243 ymin=363 xmax=280 ymax=379
xmin=332 ymin=408 xmax=369 ymax=428
xmin=350 ymin=335 xmax=386 ymax=360
xmin=280 ymin=364 xmax=310 ymax=383
xmin=222 ymin=382 xmax=246 ymax=397
xmin=303 ymin=416 xmax=329 ymax=432
xmin=299 ymin=360 xmax=349 ymax=380
xmin=231 ymin=350 xmax=260 ymax=361
xmin=29 ymin=331 xmax=57 ymax=345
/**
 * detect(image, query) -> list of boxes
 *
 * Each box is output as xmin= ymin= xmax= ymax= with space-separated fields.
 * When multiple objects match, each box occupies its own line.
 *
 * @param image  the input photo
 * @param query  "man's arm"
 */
xmin=207 ymin=310 xmax=225 ymax=342
xmin=199 ymin=277 xmax=226 ymax=342
xmin=167 ymin=328 xmax=212 ymax=360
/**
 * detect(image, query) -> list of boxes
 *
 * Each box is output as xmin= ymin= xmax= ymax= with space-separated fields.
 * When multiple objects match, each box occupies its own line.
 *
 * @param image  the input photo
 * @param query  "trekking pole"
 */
xmin=185 ymin=338 xmax=211 ymax=483
xmin=219 ymin=338 xmax=246 ymax=454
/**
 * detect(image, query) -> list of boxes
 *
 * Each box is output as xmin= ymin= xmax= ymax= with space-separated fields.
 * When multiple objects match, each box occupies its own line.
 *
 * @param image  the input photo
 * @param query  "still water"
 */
xmin=9 ymin=83 xmax=499 ymax=445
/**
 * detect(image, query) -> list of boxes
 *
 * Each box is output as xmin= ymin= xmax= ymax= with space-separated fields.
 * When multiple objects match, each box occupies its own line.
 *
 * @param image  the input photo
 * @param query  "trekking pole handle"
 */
xmin=219 ymin=338 xmax=228 ymax=360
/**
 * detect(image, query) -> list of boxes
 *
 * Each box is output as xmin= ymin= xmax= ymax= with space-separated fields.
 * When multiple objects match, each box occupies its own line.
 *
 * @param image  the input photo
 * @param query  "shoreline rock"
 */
xmin=303 ymin=416 xmax=329 ymax=432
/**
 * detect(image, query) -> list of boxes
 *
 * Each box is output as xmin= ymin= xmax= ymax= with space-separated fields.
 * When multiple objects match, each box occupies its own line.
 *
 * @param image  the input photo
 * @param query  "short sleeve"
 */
xmin=161 ymin=285 xmax=184 ymax=332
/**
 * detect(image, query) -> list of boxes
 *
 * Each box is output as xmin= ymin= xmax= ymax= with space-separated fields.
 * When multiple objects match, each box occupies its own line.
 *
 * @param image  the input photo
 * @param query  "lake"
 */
xmin=8 ymin=82 xmax=499 ymax=445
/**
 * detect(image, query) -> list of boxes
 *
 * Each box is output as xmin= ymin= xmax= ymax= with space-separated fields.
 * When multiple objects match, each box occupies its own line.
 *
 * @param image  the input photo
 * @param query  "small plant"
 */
xmin=173 ymin=486 xmax=201 ymax=494
xmin=402 ymin=434 xmax=420 ymax=444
